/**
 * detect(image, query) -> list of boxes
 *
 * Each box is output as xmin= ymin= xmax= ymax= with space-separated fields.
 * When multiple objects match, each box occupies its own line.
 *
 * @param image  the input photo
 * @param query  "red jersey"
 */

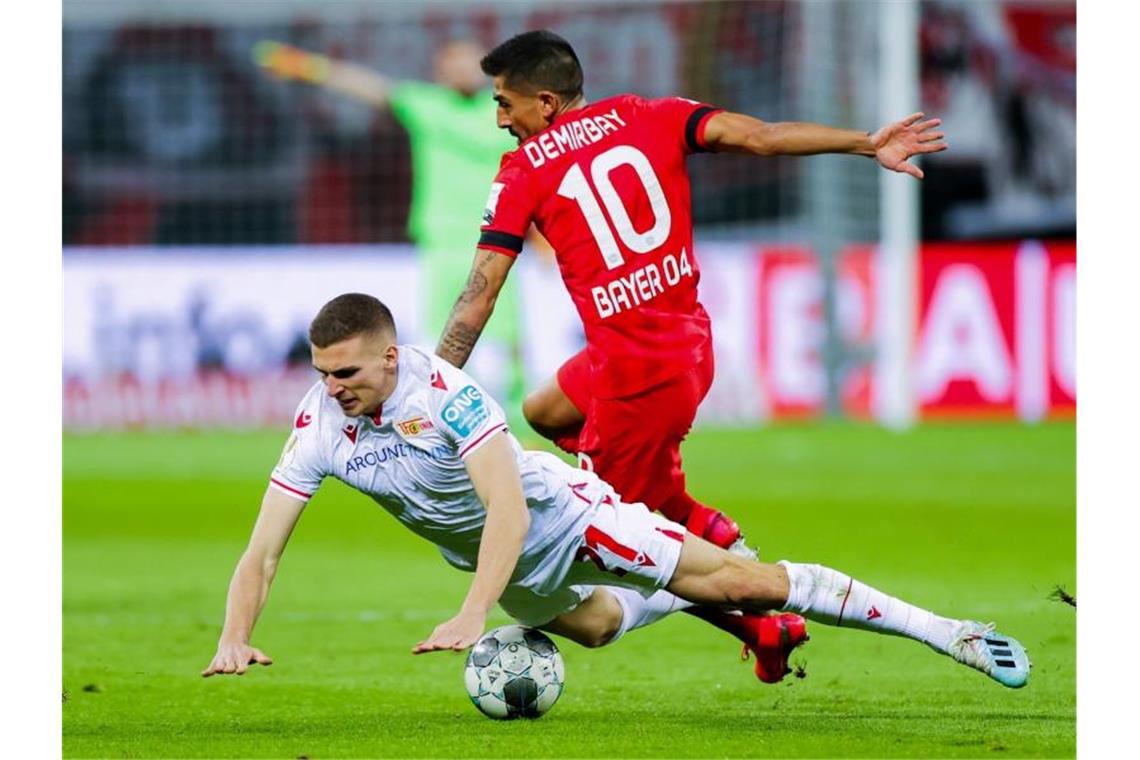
xmin=478 ymin=94 xmax=722 ymax=399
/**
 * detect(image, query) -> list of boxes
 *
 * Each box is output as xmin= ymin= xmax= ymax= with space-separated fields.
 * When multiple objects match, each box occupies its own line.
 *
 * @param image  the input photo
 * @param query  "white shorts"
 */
xmin=498 ymin=495 xmax=687 ymax=626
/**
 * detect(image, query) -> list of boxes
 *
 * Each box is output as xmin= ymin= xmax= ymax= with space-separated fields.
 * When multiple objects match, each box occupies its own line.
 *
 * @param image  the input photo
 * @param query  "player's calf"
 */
xmin=666 ymin=538 xmax=790 ymax=610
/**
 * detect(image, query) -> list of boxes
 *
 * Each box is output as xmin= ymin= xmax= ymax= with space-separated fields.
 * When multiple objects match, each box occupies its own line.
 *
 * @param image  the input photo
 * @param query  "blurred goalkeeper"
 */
xmin=202 ymin=293 xmax=1029 ymax=691
xmin=254 ymin=38 xmax=524 ymax=421
xmin=436 ymin=31 xmax=948 ymax=559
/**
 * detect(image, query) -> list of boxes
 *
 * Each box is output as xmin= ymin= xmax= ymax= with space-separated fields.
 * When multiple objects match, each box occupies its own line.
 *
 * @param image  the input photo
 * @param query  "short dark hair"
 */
xmin=309 ymin=293 xmax=396 ymax=348
xmin=481 ymin=30 xmax=583 ymax=99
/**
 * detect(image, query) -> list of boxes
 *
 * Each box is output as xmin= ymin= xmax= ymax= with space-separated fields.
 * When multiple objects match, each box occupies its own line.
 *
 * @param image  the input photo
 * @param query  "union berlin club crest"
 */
xmin=397 ymin=417 xmax=434 ymax=436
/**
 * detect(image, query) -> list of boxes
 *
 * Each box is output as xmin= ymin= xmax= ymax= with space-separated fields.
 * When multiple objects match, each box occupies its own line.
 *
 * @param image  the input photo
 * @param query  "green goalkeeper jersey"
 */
xmin=390 ymin=81 xmax=520 ymax=339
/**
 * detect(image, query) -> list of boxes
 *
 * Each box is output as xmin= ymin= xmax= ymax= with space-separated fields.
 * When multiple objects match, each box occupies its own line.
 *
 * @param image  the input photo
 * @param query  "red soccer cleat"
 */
xmin=704 ymin=513 xmax=743 ymax=550
xmin=739 ymin=612 xmax=810 ymax=684
xmin=684 ymin=506 xmax=742 ymax=549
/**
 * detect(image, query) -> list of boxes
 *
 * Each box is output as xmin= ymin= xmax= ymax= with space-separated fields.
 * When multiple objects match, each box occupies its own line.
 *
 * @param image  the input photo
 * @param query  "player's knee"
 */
xmin=523 ymin=382 xmax=584 ymax=439
xmin=579 ymin=618 xmax=621 ymax=648
xmin=523 ymin=390 xmax=566 ymax=438
xmin=580 ymin=598 xmax=624 ymax=648
xmin=522 ymin=391 xmax=548 ymax=429
xmin=547 ymin=591 xmax=624 ymax=648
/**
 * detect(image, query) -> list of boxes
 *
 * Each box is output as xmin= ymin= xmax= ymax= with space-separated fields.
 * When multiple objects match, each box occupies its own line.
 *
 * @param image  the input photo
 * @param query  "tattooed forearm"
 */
xmin=437 ymin=319 xmax=483 ymax=369
xmin=457 ymin=269 xmax=489 ymax=305
xmin=435 ymin=248 xmax=510 ymax=368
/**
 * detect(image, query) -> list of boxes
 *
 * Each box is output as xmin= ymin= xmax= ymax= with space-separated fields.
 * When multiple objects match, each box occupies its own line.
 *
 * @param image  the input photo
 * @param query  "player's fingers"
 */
xmin=901 ymin=111 xmax=924 ymax=126
xmin=427 ymin=636 xmax=458 ymax=653
xmin=899 ymin=161 xmax=924 ymax=179
xmin=919 ymin=130 xmax=945 ymax=143
xmin=916 ymin=118 xmax=942 ymax=132
xmin=252 ymin=649 xmax=273 ymax=666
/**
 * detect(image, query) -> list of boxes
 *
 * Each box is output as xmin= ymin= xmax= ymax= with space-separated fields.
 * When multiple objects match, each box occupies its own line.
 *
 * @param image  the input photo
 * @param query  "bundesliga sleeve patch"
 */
xmin=441 ymin=385 xmax=491 ymax=437
xmin=276 ymin=432 xmax=300 ymax=470
xmin=482 ymin=182 xmax=505 ymax=225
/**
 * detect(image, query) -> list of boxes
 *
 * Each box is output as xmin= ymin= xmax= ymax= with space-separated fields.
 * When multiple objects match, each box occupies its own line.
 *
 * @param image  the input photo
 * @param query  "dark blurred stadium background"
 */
xmin=62 ymin=0 xmax=1076 ymax=431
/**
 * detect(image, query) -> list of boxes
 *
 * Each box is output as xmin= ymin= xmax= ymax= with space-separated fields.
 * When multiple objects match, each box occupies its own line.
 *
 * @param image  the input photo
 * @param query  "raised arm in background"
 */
xmin=253 ymin=40 xmax=394 ymax=109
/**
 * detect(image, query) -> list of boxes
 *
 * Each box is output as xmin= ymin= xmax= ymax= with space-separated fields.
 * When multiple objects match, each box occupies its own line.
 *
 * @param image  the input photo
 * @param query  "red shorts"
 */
xmin=556 ymin=349 xmax=715 ymax=510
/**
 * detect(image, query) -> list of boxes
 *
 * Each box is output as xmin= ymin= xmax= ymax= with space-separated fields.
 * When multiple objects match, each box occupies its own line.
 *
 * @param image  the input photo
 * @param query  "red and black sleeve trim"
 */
xmin=478 ymin=230 xmax=525 ymax=256
xmin=685 ymin=105 xmax=720 ymax=153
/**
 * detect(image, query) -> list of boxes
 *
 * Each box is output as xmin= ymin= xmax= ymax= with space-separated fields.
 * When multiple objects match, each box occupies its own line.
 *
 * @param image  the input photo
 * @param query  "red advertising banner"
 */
xmin=916 ymin=243 xmax=1018 ymax=417
xmin=916 ymin=240 xmax=1075 ymax=419
xmin=755 ymin=246 xmax=875 ymax=418
xmin=757 ymin=240 xmax=1075 ymax=421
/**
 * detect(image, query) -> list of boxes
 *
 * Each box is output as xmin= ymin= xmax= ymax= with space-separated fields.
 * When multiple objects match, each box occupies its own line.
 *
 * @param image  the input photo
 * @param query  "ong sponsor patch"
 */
xmin=441 ymin=385 xmax=490 ymax=437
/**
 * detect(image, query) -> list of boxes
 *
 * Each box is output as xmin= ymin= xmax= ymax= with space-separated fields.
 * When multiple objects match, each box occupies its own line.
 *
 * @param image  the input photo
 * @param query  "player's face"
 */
xmin=434 ymin=41 xmax=486 ymax=97
xmin=311 ymin=333 xmax=398 ymax=418
xmin=492 ymin=76 xmax=554 ymax=143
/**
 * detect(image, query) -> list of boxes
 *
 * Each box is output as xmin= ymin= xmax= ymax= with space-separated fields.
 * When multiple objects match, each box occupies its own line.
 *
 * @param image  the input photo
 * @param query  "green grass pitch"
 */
xmin=63 ymin=422 xmax=1075 ymax=758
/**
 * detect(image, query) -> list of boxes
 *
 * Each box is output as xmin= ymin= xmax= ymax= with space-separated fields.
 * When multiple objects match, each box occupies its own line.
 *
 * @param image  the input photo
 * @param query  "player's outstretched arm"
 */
xmin=435 ymin=248 xmax=516 ymax=369
xmin=413 ymin=433 xmax=530 ymax=654
xmin=252 ymin=40 xmax=394 ymax=109
xmin=702 ymin=110 xmax=947 ymax=179
xmin=202 ymin=488 xmax=307 ymax=677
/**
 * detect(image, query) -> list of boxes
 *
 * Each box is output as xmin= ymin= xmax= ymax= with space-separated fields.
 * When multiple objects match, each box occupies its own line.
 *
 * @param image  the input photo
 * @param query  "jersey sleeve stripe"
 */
xmin=269 ymin=477 xmax=313 ymax=501
xmin=685 ymin=106 xmax=723 ymax=153
xmin=478 ymin=230 xmax=524 ymax=255
xmin=458 ymin=423 xmax=509 ymax=459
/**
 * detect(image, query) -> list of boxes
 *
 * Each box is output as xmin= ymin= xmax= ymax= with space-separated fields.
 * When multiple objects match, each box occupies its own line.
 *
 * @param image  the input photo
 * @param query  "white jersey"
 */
xmin=269 ymin=345 xmax=600 ymax=595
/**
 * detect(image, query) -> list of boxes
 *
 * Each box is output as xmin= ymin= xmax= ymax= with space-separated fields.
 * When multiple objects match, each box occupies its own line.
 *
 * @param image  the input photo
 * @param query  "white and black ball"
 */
xmin=464 ymin=625 xmax=564 ymax=719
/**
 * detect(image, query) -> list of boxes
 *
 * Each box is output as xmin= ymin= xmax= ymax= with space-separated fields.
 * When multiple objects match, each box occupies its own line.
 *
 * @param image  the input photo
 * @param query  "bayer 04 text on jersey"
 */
xmin=590 ymin=248 xmax=695 ymax=319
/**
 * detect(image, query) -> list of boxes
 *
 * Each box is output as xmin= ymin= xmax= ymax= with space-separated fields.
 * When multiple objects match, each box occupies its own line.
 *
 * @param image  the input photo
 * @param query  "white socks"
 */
xmin=606 ymin=587 xmax=695 ymax=643
xmin=778 ymin=561 xmax=960 ymax=654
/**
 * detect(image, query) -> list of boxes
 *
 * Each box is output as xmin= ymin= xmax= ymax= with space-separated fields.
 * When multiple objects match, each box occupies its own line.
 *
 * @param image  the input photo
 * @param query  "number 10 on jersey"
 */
xmin=557 ymin=145 xmax=672 ymax=270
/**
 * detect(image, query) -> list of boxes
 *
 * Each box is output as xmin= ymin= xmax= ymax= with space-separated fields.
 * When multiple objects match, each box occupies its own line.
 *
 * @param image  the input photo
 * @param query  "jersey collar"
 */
xmin=373 ymin=348 xmax=412 ymax=427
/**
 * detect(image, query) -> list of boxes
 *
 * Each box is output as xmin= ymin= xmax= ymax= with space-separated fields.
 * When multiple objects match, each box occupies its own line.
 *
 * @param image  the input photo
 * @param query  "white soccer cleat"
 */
xmin=948 ymin=620 xmax=1031 ymax=688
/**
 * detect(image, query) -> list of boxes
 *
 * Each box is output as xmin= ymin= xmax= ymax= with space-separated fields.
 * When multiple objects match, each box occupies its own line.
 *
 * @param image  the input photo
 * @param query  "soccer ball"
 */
xmin=464 ymin=625 xmax=565 ymax=720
